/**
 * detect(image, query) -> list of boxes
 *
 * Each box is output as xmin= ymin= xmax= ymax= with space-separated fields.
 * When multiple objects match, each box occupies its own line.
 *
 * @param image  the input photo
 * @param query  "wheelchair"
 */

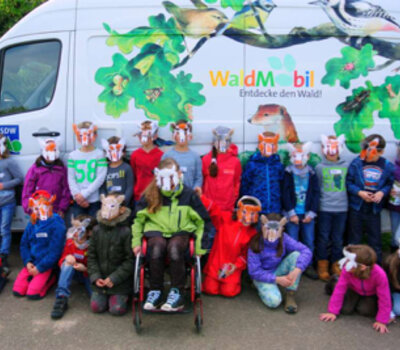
xmin=132 ymin=235 xmax=203 ymax=333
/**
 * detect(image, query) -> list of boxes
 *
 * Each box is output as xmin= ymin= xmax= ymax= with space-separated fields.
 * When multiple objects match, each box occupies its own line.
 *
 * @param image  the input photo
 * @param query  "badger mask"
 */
xmin=155 ymin=166 xmax=180 ymax=192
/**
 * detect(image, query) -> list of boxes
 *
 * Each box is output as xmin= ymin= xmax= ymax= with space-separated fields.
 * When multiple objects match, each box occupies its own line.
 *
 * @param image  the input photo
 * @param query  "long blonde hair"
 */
xmin=144 ymin=158 xmax=180 ymax=213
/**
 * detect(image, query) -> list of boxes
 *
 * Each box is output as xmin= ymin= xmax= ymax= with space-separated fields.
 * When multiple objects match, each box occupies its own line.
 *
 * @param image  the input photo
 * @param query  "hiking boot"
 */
xmin=0 ymin=254 xmax=10 ymax=276
xmin=317 ymin=260 xmax=330 ymax=282
xmin=331 ymin=261 xmax=341 ymax=276
xmin=51 ymin=296 xmax=68 ymax=320
xmin=304 ymin=266 xmax=318 ymax=280
xmin=284 ymin=291 xmax=298 ymax=314
xmin=143 ymin=290 xmax=163 ymax=311
xmin=161 ymin=288 xmax=184 ymax=312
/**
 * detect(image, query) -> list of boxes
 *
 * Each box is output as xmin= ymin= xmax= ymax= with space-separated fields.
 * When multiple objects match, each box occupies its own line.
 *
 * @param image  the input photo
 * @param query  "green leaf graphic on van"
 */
xmin=322 ymin=44 xmax=376 ymax=89
xmin=204 ymin=0 xmax=245 ymax=11
xmin=5 ymin=137 xmax=22 ymax=153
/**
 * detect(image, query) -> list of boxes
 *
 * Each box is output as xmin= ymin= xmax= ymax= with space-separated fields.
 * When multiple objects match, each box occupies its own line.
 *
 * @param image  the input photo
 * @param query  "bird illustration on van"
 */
xmin=248 ymin=104 xmax=299 ymax=143
xmin=310 ymin=0 xmax=400 ymax=36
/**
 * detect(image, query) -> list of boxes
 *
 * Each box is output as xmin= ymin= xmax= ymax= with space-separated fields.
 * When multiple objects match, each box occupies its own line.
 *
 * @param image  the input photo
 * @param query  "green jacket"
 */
xmin=87 ymin=209 xmax=133 ymax=295
xmin=132 ymin=185 xmax=207 ymax=255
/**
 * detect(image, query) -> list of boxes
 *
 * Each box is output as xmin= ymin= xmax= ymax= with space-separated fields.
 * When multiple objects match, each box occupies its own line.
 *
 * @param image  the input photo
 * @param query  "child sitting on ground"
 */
xmin=384 ymin=246 xmax=400 ymax=322
xmin=132 ymin=158 xmax=209 ymax=311
xmin=248 ymin=214 xmax=312 ymax=314
xmin=202 ymin=195 xmax=260 ymax=297
xmin=51 ymin=214 xmax=97 ymax=320
xmin=13 ymin=190 xmax=66 ymax=299
xmin=87 ymin=193 xmax=133 ymax=316
xmin=320 ymin=245 xmax=392 ymax=334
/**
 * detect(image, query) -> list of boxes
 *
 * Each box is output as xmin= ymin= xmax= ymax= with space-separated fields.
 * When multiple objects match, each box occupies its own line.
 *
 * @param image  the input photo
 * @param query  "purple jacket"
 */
xmin=328 ymin=264 xmax=392 ymax=324
xmin=388 ymin=159 xmax=400 ymax=213
xmin=22 ymin=163 xmax=71 ymax=214
xmin=247 ymin=233 xmax=312 ymax=284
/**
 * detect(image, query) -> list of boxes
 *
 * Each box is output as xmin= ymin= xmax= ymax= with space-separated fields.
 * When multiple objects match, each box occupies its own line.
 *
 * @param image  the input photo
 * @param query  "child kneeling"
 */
xmin=87 ymin=193 xmax=133 ymax=316
xmin=248 ymin=214 xmax=312 ymax=313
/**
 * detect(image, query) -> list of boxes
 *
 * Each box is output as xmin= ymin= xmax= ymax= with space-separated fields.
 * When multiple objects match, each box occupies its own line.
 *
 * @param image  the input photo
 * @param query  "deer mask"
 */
xmin=321 ymin=134 xmax=345 ymax=158
xmin=135 ymin=121 xmax=159 ymax=144
xmin=258 ymin=133 xmax=279 ymax=157
xmin=28 ymin=190 xmax=56 ymax=224
xmin=236 ymin=196 xmax=262 ymax=226
xmin=261 ymin=215 xmax=287 ymax=242
xmin=100 ymin=194 xmax=125 ymax=220
xmin=171 ymin=122 xmax=192 ymax=143
xmin=155 ymin=165 xmax=181 ymax=192
xmin=287 ymin=142 xmax=313 ymax=167
xmin=73 ymin=123 xmax=97 ymax=146
xmin=102 ymin=138 xmax=125 ymax=162
xmin=212 ymin=126 xmax=234 ymax=153
xmin=360 ymin=138 xmax=380 ymax=162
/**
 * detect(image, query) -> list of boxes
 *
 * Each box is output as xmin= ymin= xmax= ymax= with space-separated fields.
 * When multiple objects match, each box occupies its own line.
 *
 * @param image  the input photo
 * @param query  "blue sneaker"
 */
xmin=161 ymin=288 xmax=184 ymax=312
xmin=143 ymin=290 xmax=163 ymax=311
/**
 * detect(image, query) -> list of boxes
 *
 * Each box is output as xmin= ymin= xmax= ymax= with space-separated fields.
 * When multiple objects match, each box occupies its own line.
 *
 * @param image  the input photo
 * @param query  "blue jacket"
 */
xmin=282 ymin=165 xmax=319 ymax=218
xmin=20 ymin=214 xmax=66 ymax=273
xmin=346 ymin=156 xmax=394 ymax=214
xmin=240 ymin=152 xmax=284 ymax=214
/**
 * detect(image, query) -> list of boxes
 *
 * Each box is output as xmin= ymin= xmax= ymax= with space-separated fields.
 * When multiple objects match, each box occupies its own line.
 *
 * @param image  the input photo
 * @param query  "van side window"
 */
xmin=0 ymin=40 xmax=61 ymax=116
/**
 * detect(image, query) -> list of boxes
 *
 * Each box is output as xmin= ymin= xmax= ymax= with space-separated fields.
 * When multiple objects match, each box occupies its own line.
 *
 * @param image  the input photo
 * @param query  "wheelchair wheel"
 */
xmin=133 ymin=300 xmax=142 ymax=334
xmin=195 ymin=313 xmax=202 ymax=333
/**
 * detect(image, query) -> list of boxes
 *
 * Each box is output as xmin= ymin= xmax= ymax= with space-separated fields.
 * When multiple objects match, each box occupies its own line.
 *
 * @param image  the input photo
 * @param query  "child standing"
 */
xmin=320 ymin=245 xmax=392 ymax=334
xmin=202 ymin=126 xmax=242 ymax=212
xmin=248 ymin=214 xmax=312 ymax=313
xmin=347 ymin=134 xmax=394 ymax=264
xmin=162 ymin=120 xmax=202 ymax=195
xmin=101 ymin=136 xmax=133 ymax=205
xmin=388 ymin=142 xmax=400 ymax=251
xmin=22 ymin=128 xmax=71 ymax=218
xmin=68 ymin=122 xmax=108 ymax=218
xmin=315 ymin=135 xmax=348 ymax=280
xmin=13 ymin=190 xmax=66 ymax=299
xmin=0 ymin=134 xmax=23 ymax=269
xmin=384 ymin=249 xmax=400 ymax=321
xmin=132 ymin=158 xmax=208 ymax=311
xmin=51 ymin=215 xmax=96 ymax=319
xmin=130 ymin=121 xmax=163 ymax=202
xmin=202 ymin=195 xmax=260 ymax=297
xmin=282 ymin=142 xmax=319 ymax=279
xmin=241 ymin=132 xmax=283 ymax=214
xmin=87 ymin=193 xmax=133 ymax=316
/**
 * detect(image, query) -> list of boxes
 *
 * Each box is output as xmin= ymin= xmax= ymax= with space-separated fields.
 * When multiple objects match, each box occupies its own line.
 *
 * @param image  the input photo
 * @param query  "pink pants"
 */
xmin=13 ymin=267 xmax=56 ymax=299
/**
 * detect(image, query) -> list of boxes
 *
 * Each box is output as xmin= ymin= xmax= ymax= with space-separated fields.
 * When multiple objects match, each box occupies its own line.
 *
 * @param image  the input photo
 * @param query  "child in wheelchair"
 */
xmin=132 ymin=157 xmax=209 ymax=312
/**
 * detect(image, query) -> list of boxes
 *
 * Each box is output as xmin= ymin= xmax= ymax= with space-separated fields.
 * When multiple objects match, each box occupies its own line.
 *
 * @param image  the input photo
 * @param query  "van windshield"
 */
xmin=0 ymin=40 xmax=61 ymax=116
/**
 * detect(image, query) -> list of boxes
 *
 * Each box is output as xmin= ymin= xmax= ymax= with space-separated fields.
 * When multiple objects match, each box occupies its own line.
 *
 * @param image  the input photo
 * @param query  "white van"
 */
xmin=1 ymin=0 xmax=399 ymax=229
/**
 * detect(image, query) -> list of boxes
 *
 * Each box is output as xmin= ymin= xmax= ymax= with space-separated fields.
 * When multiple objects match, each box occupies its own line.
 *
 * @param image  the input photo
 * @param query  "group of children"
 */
xmin=0 ymin=118 xmax=400 ymax=334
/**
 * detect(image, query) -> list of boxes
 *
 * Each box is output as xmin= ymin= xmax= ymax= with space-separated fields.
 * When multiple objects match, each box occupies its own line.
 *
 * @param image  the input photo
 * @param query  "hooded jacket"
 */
xmin=202 ymin=144 xmax=242 ymax=212
xmin=20 ymin=214 xmax=66 ymax=273
xmin=240 ymin=152 xmax=284 ymax=214
xmin=87 ymin=208 xmax=134 ymax=295
xmin=22 ymin=161 xmax=71 ymax=214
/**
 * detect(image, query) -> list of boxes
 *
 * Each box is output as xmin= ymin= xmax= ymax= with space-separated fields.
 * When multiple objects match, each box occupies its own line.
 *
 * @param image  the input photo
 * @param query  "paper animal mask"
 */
xmin=338 ymin=248 xmax=358 ymax=272
xmin=100 ymin=194 xmax=125 ymax=220
xmin=73 ymin=123 xmax=97 ymax=146
xmin=28 ymin=190 xmax=56 ymax=223
xmin=171 ymin=122 xmax=192 ymax=143
xmin=258 ymin=133 xmax=279 ymax=157
xmin=0 ymin=135 xmax=6 ymax=156
xmin=287 ymin=142 xmax=313 ymax=167
xmin=212 ymin=126 xmax=234 ymax=153
xmin=360 ymin=137 xmax=380 ymax=162
xmin=321 ymin=134 xmax=345 ymax=157
xmin=237 ymin=196 xmax=262 ymax=226
xmin=155 ymin=165 xmax=181 ymax=191
xmin=102 ymin=138 xmax=125 ymax=162
xmin=135 ymin=121 xmax=159 ymax=143
xmin=261 ymin=215 xmax=287 ymax=242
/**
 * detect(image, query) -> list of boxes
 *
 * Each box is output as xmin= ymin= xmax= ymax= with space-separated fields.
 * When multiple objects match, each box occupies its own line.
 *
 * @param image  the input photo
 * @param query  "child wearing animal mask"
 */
xmin=282 ymin=142 xmax=320 ymax=279
xmin=202 ymin=126 xmax=241 ymax=212
xmin=51 ymin=215 xmax=97 ymax=320
xmin=248 ymin=214 xmax=311 ymax=313
xmin=68 ymin=122 xmax=107 ymax=218
xmin=132 ymin=158 xmax=210 ymax=312
xmin=101 ymin=136 xmax=133 ymax=205
xmin=22 ymin=128 xmax=71 ymax=219
xmin=241 ymin=132 xmax=284 ymax=215
xmin=315 ymin=135 xmax=348 ymax=281
xmin=383 ymin=246 xmax=400 ymax=322
xmin=13 ymin=190 xmax=66 ymax=299
xmin=346 ymin=134 xmax=394 ymax=264
xmin=320 ymin=245 xmax=392 ymax=334
xmin=162 ymin=120 xmax=202 ymax=196
xmin=130 ymin=121 xmax=163 ymax=202
xmin=387 ymin=142 xmax=400 ymax=252
xmin=87 ymin=193 xmax=133 ymax=316
xmin=0 ymin=134 xmax=23 ymax=271
xmin=202 ymin=195 xmax=260 ymax=297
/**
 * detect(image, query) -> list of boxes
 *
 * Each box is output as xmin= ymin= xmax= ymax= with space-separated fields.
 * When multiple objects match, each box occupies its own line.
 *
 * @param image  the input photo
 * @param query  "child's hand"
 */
xmin=194 ymin=187 xmax=202 ymax=197
xmin=319 ymin=313 xmax=336 ymax=322
xmin=133 ymin=246 xmax=141 ymax=256
xmin=0 ymin=183 xmax=3 ymax=190
xmin=290 ymin=215 xmax=299 ymax=225
xmin=303 ymin=216 xmax=313 ymax=224
xmin=287 ymin=268 xmax=301 ymax=285
xmin=225 ymin=263 xmax=236 ymax=277
xmin=26 ymin=262 xmax=35 ymax=272
xmin=373 ymin=322 xmax=389 ymax=334
xmin=73 ymin=263 xmax=87 ymax=272
xmin=358 ymin=191 xmax=373 ymax=202
xmin=96 ymin=279 xmax=106 ymax=287
xmin=65 ymin=255 xmax=76 ymax=266
xmin=74 ymin=193 xmax=85 ymax=205
xmin=30 ymin=267 xmax=39 ymax=276
xmin=103 ymin=277 xmax=114 ymax=288
xmin=371 ymin=191 xmax=384 ymax=204
xmin=276 ymin=276 xmax=292 ymax=287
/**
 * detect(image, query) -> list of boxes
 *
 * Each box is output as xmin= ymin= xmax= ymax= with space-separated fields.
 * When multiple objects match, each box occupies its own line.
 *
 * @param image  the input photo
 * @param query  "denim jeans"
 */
xmin=390 ymin=211 xmax=400 ymax=248
xmin=316 ymin=211 xmax=347 ymax=262
xmin=69 ymin=202 xmax=100 ymax=226
xmin=286 ymin=214 xmax=315 ymax=258
xmin=348 ymin=208 xmax=382 ymax=264
xmin=55 ymin=263 xmax=92 ymax=298
xmin=0 ymin=202 xmax=16 ymax=255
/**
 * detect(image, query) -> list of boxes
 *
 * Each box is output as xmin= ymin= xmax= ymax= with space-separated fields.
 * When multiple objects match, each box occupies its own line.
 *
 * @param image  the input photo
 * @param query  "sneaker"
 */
xmin=161 ymin=288 xmax=184 ymax=312
xmin=143 ymin=290 xmax=163 ymax=311
xmin=51 ymin=296 xmax=68 ymax=320
xmin=304 ymin=266 xmax=319 ymax=280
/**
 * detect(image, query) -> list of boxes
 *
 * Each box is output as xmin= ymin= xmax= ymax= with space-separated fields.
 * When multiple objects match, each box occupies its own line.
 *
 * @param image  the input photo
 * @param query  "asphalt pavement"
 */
xmin=0 ymin=246 xmax=398 ymax=350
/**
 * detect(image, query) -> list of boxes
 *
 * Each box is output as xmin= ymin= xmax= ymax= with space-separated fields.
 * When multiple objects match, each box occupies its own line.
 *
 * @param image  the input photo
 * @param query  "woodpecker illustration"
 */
xmin=310 ymin=0 xmax=400 ymax=36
